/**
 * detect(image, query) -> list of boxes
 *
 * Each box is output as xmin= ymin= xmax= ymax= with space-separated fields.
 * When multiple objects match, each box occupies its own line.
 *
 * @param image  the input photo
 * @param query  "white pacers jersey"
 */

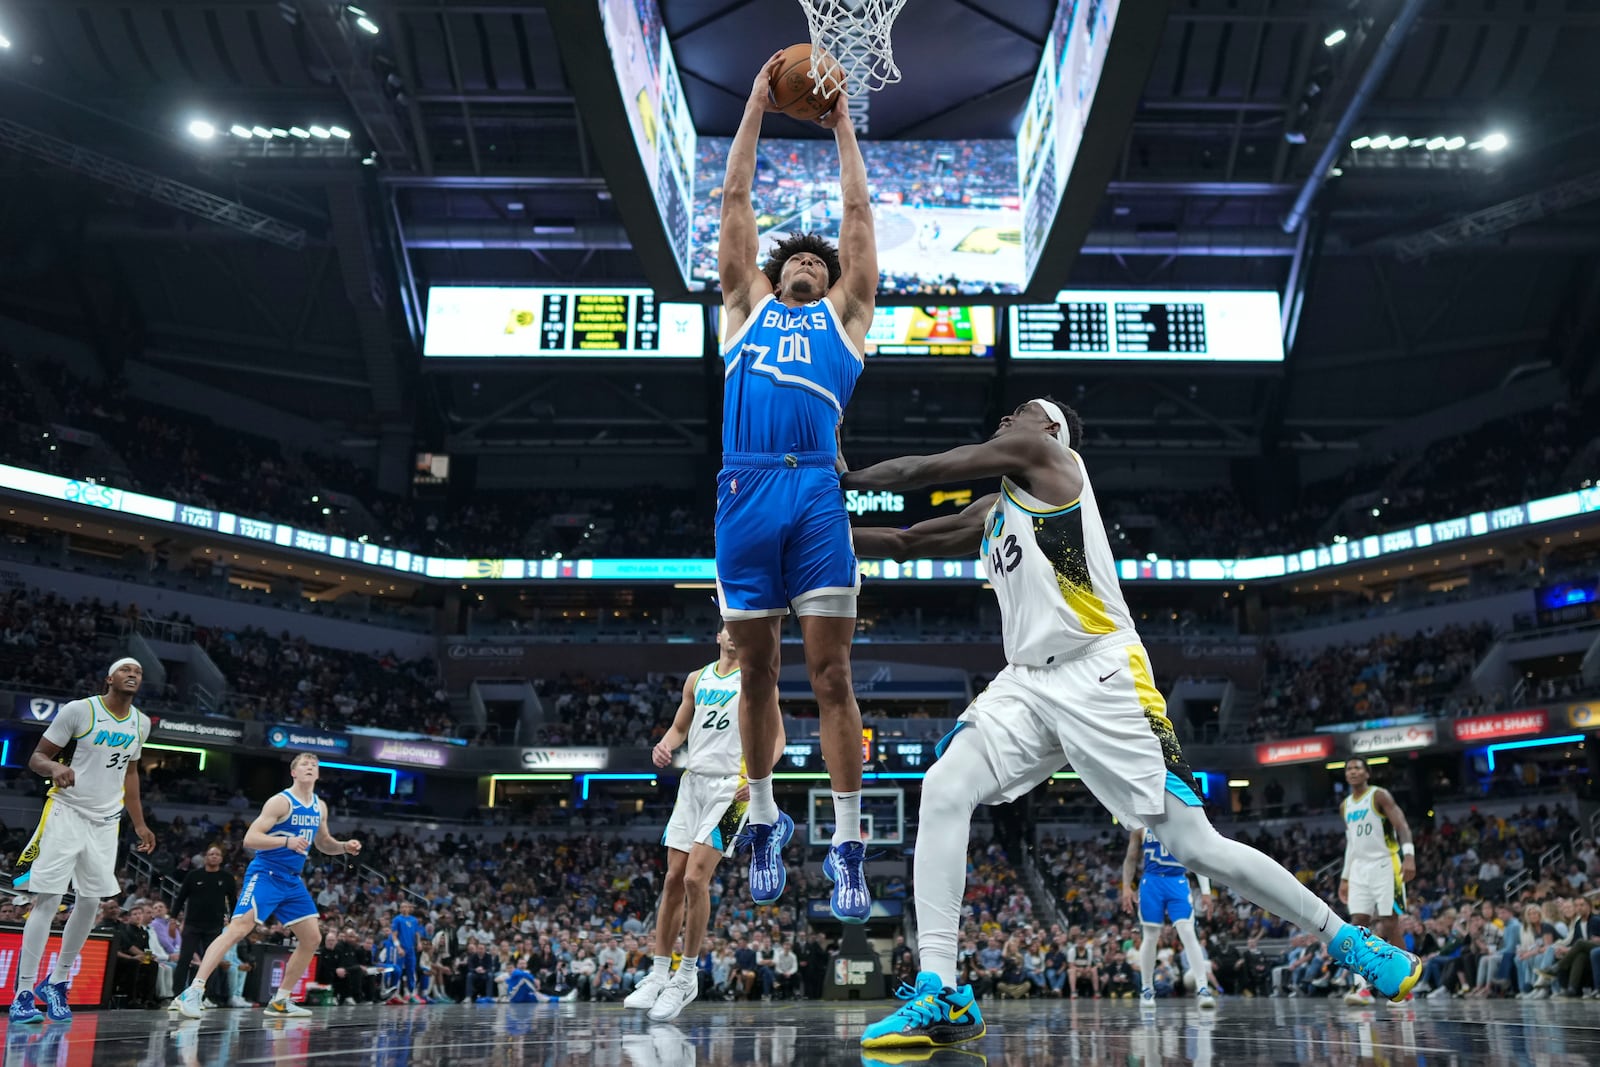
xmin=40 ymin=695 xmax=150 ymax=821
xmin=1342 ymin=787 xmax=1398 ymax=868
xmin=684 ymin=662 xmax=744 ymax=778
xmin=981 ymin=449 xmax=1136 ymax=667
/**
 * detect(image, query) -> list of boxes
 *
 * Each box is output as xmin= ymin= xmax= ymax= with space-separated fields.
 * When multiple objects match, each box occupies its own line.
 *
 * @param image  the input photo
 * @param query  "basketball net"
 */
xmin=796 ymin=0 xmax=909 ymax=96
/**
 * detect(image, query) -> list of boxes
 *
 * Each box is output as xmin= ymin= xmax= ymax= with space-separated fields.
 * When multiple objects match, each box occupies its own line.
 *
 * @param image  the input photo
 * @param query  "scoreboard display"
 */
xmin=423 ymin=286 xmax=704 ymax=358
xmin=1010 ymin=290 xmax=1283 ymax=362
xmin=864 ymin=306 xmax=996 ymax=356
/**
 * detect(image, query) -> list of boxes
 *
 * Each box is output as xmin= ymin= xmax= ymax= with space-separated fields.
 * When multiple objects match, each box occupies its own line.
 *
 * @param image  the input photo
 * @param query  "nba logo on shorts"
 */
xmin=730 ymin=478 xmax=738 ymax=495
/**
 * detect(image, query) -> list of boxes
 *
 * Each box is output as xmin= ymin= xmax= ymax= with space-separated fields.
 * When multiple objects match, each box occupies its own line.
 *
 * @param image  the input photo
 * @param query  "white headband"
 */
xmin=1030 ymin=398 xmax=1071 ymax=449
xmin=107 ymin=657 xmax=142 ymax=678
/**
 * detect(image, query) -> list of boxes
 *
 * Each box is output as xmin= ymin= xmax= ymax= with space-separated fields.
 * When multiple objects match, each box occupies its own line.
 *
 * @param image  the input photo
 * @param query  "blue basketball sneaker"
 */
xmin=9 ymin=990 xmax=42 ymax=1024
xmin=1329 ymin=923 xmax=1421 ymax=1003
xmin=823 ymin=840 xmax=872 ymax=923
xmin=34 ymin=981 xmax=70 ymax=1022
xmin=861 ymin=972 xmax=984 ymax=1049
xmin=737 ymin=811 xmax=794 ymax=904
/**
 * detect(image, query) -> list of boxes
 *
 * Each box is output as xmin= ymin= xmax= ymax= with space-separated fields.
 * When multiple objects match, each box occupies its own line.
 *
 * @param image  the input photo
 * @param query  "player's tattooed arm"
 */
xmin=851 ymin=494 xmax=998 ymax=561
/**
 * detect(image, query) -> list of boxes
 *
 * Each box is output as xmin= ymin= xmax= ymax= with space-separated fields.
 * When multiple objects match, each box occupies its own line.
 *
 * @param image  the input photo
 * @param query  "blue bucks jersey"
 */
xmin=722 ymin=294 xmax=863 ymax=456
xmin=1143 ymin=830 xmax=1186 ymax=878
xmin=392 ymin=913 xmax=424 ymax=946
xmin=251 ymin=789 xmax=321 ymax=875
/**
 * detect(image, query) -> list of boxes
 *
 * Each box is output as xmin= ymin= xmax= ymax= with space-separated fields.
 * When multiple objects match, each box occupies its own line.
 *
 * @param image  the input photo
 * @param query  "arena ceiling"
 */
xmin=0 ymin=0 xmax=1596 ymax=475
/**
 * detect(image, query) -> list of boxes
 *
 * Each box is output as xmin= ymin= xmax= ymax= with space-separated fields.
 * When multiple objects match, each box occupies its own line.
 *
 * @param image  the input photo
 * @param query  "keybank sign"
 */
xmin=844 ymin=490 xmax=904 ymax=516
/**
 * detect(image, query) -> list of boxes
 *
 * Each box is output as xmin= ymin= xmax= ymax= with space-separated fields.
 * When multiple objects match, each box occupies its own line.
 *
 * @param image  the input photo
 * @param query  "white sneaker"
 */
xmin=624 ymin=972 xmax=669 ymax=1011
xmin=167 ymin=997 xmax=182 ymax=1012
xmin=1345 ymin=987 xmax=1373 ymax=1006
xmin=230 ymin=996 xmax=252 ymax=1008
xmin=1197 ymin=986 xmax=1216 ymax=1010
xmin=263 ymin=996 xmax=312 ymax=1018
xmin=174 ymin=987 xmax=205 ymax=1021
xmin=647 ymin=974 xmax=699 ymax=1023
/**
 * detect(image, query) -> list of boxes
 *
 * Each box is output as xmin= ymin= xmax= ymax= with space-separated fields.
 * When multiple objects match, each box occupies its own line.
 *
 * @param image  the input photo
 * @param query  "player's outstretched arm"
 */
xmin=719 ymin=56 xmax=785 ymax=324
xmin=851 ymin=494 xmax=996 ymax=561
xmin=842 ymin=431 xmax=1064 ymax=493
xmin=818 ymin=104 xmax=875 ymax=342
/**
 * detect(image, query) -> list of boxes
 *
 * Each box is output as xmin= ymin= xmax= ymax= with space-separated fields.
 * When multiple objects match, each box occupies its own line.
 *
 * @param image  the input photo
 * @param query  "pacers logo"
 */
xmin=1570 ymin=703 xmax=1599 ymax=730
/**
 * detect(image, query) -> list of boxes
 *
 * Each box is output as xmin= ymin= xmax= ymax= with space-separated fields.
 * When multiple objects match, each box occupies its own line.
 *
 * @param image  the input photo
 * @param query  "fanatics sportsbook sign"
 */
xmin=1451 ymin=710 xmax=1548 ymax=743
xmin=1255 ymin=736 xmax=1334 ymax=766
xmin=1349 ymin=723 xmax=1437 ymax=755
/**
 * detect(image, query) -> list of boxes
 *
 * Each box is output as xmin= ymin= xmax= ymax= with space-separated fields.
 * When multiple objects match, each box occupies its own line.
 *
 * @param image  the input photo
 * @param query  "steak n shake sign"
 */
xmin=1255 ymin=736 xmax=1334 ymax=766
xmin=1349 ymin=723 xmax=1437 ymax=755
xmin=1451 ymin=710 xmax=1548 ymax=743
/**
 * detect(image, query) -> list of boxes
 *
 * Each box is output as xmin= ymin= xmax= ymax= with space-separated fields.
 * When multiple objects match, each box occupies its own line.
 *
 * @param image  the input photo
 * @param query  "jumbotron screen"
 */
xmin=423 ymin=287 xmax=705 ymax=358
xmin=694 ymin=138 xmax=1022 ymax=296
xmin=717 ymin=305 xmax=994 ymax=357
xmin=1010 ymin=290 xmax=1284 ymax=362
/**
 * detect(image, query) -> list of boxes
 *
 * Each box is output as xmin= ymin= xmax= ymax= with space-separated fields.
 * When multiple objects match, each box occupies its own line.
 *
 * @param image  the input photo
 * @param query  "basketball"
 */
xmin=768 ymin=43 xmax=843 ymax=122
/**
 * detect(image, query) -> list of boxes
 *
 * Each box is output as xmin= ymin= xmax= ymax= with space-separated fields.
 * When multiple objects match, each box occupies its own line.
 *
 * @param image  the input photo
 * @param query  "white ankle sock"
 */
xmin=831 ymin=790 xmax=861 ymax=846
xmin=746 ymin=776 xmax=777 ymax=825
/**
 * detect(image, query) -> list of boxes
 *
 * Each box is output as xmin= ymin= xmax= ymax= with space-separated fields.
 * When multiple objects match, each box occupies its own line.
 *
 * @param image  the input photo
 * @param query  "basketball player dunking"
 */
xmin=846 ymin=400 xmax=1421 ymax=1048
xmin=174 ymin=753 xmax=361 ymax=1019
xmin=1338 ymin=756 xmax=1416 ymax=1006
xmin=716 ymin=54 xmax=878 ymax=921
xmin=9 ymin=658 xmax=155 ymax=1025
xmin=625 ymin=626 xmax=785 ymax=1023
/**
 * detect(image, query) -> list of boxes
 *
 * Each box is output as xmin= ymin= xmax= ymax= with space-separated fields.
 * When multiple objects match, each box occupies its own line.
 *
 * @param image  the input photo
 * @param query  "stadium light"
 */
xmin=1444 ymin=136 xmax=1466 ymax=150
xmin=356 ymin=16 xmax=379 ymax=34
xmin=1481 ymin=132 xmax=1509 ymax=152
xmin=146 ymin=743 xmax=208 ymax=770
xmin=230 ymin=125 xmax=252 ymax=138
xmin=329 ymin=125 xmax=351 ymax=139
xmin=1349 ymin=136 xmax=1371 ymax=149
xmin=289 ymin=127 xmax=310 ymax=138
xmin=1425 ymin=136 xmax=1446 ymax=150
xmin=1369 ymin=135 xmax=1391 ymax=149
xmin=269 ymin=127 xmax=288 ymax=138
xmin=1324 ymin=29 xmax=1347 ymax=47
xmin=187 ymin=119 xmax=216 ymax=140
xmin=309 ymin=125 xmax=331 ymax=139
xmin=251 ymin=126 xmax=271 ymax=139
xmin=1387 ymin=136 xmax=1410 ymax=150
xmin=1228 ymin=779 xmax=1251 ymax=788
xmin=0 ymin=32 xmax=12 ymax=50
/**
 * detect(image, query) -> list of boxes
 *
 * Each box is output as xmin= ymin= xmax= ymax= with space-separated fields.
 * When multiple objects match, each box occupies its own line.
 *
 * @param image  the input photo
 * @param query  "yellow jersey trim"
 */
xmin=1002 ymin=482 xmax=1080 ymax=517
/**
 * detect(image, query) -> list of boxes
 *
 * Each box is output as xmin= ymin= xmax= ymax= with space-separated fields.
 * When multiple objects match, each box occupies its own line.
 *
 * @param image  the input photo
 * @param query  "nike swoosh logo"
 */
xmin=1098 ymin=670 xmax=1121 ymax=683
xmin=949 ymin=1003 xmax=971 ymax=1021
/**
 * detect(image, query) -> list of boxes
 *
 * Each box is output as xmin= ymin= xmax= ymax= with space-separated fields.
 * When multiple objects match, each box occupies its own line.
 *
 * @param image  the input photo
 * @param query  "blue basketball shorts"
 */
xmin=234 ymin=864 xmax=319 ymax=926
xmin=1139 ymin=874 xmax=1193 ymax=925
xmin=715 ymin=452 xmax=859 ymax=619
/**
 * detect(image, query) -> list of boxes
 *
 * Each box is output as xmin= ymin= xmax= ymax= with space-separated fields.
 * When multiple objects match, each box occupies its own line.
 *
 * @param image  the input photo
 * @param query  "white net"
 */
xmin=796 ymin=0 xmax=909 ymax=97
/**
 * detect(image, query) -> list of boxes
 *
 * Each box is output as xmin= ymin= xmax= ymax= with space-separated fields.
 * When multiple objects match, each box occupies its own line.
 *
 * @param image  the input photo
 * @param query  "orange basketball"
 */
xmin=768 ymin=43 xmax=844 ymax=122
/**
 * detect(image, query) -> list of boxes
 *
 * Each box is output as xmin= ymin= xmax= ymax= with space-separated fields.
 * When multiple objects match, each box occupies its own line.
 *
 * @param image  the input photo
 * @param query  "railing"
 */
xmin=1537 ymin=843 xmax=1564 ymax=873
xmin=125 ymin=852 xmax=182 ymax=905
xmin=359 ymin=863 xmax=428 ymax=905
xmin=1504 ymin=869 xmax=1533 ymax=898
xmin=108 ymin=613 xmax=194 ymax=645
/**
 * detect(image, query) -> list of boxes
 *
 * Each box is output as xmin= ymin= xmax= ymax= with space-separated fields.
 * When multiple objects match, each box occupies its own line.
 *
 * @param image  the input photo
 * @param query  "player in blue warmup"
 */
xmin=1122 ymin=829 xmax=1217 ymax=1010
xmin=391 ymin=900 xmax=425 ymax=1004
xmin=716 ymin=54 xmax=879 ymax=921
xmin=174 ymin=753 xmax=361 ymax=1019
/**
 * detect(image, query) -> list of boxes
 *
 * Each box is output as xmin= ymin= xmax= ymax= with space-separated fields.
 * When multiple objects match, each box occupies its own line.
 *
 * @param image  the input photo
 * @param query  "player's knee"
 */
xmin=683 ymin=868 xmax=711 ymax=897
xmin=919 ymin=761 xmax=977 ymax=820
xmin=664 ymin=867 xmax=686 ymax=892
xmin=808 ymin=656 xmax=853 ymax=709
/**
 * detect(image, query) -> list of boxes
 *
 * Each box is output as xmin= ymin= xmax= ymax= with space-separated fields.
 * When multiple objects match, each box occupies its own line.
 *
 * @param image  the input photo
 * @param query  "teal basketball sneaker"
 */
xmin=861 ymin=972 xmax=985 ymax=1049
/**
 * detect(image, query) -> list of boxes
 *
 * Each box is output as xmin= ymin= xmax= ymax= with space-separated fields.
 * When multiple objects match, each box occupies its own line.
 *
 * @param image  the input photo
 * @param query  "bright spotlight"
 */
xmin=0 ymin=33 xmax=12 ymax=50
xmin=310 ymin=125 xmax=331 ymax=139
xmin=356 ymin=16 xmax=379 ymax=34
xmin=187 ymin=119 xmax=216 ymax=140
xmin=251 ymin=126 xmax=271 ymax=138
xmin=1482 ymin=132 xmax=1508 ymax=152
xmin=1324 ymin=29 xmax=1347 ymax=47
xmin=270 ymin=128 xmax=288 ymax=138
xmin=1350 ymin=136 xmax=1371 ymax=149
xmin=329 ymin=125 xmax=351 ymax=139
xmin=1369 ymin=135 xmax=1391 ymax=149
xmin=289 ymin=127 xmax=311 ymax=139
xmin=230 ymin=125 xmax=253 ymax=138
xmin=1388 ymin=136 xmax=1410 ymax=150
xmin=1443 ymin=136 xmax=1466 ymax=150
xmin=1425 ymin=136 xmax=1446 ymax=150
xmin=347 ymin=5 xmax=368 ymax=14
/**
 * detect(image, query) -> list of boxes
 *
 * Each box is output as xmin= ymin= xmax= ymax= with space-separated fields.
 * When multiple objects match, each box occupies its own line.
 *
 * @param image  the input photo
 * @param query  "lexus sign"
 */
xmin=1349 ymin=723 xmax=1437 ymax=755
xmin=1255 ymin=736 xmax=1334 ymax=766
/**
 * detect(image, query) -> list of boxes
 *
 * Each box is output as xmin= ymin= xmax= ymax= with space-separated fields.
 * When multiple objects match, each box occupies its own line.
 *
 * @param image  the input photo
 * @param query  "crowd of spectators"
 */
xmin=194 ymin=625 xmax=455 ymax=739
xmin=1254 ymin=623 xmax=1499 ymax=738
xmin=0 ymin=589 xmax=183 ymax=704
